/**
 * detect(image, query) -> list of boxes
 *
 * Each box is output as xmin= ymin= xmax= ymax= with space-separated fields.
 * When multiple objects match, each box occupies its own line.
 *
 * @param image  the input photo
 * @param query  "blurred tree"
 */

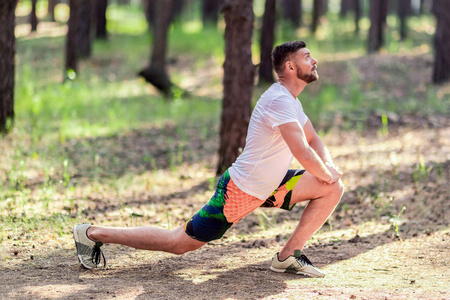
xmin=95 ymin=0 xmax=108 ymax=39
xmin=48 ymin=0 xmax=58 ymax=22
xmin=259 ymin=0 xmax=276 ymax=84
xmin=65 ymin=0 xmax=92 ymax=78
xmin=77 ymin=0 xmax=93 ymax=58
xmin=201 ymin=0 xmax=224 ymax=27
xmin=139 ymin=0 xmax=174 ymax=96
xmin=0 ymin=0 xmax=18 ymax=134
xmin=341 ymin=0 xmax=361 ymax=33
xmin=281 ymin=0 xmax=302 ymax=28
xmin=218 ymin=0 xmax=256 ymax=174
xmin=311 ymin=0 xmax=327 ymax=34
xmin=143 ymin=0 xmax=184 ymax=30
xmin=432 ymin=0 xmax=450 ymax=83
xmin=30 ymin=0 xmax=38 ymax=31
xmin=398 ymin=0 xmax=411 ymax=41
xmin=368 ymin=0 xmax=388 ymax=53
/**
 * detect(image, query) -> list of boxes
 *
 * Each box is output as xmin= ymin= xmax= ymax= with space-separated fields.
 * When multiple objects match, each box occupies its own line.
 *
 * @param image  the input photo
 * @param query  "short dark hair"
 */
xmin=272 ymin=41 xmax=306 ymax=74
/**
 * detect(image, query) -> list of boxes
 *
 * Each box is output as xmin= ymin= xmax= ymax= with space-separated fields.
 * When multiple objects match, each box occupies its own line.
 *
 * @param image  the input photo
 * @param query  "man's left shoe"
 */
xmin=270 ymin=250 xmax=325 ymax=278
xmin=73 ymin=224 xmax=106 ymax=269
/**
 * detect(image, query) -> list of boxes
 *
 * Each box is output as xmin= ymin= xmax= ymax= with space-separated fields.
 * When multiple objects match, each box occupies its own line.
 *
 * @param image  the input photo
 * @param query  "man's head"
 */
xmin=272 ymin=41 xmax=319 ymax=83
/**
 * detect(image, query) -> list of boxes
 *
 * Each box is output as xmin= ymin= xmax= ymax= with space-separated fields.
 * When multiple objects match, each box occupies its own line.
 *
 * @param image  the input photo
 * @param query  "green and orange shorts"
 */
xmin=184 ymin=169 xmax=305 ymax=242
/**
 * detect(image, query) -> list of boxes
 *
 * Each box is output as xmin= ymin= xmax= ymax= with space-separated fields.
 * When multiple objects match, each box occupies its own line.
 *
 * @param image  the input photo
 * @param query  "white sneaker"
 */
xmin=73 ymin=224 xmax=106 ymax=269
xmin=270 ymin=250 xmax=325 ymax=278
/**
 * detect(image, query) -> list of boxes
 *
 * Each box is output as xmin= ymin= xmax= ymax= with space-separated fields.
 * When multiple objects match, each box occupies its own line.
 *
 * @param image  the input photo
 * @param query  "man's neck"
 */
xmin=278 ymin=77 xmax=307 ymax=99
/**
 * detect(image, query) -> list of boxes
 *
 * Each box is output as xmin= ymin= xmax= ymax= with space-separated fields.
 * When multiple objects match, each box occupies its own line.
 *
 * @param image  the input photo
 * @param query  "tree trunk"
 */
xmin=354 ymin=0 xmax=361 ymax=34
xmin=217 ymin=0 xmax=256 ymax=175
xmin=259 ymin=0 xmax=276 ymax=84
xmin=65 ymin=0 xmax=91 ymax=76
xmin=95 ymin=0 xmax=108 ymax=39
xmin=77 ymin=0 xmax=93 ymax=58
xmin=340 ymin=0 xmax=351 ymax=18
xmin=139 ymin=0 xmax=173 ymax=96
xmin=432 ymin=0 xmax=450 ymax=83
xmin=311 ymin=0 xmax=326 ymax=33
xmin=30 ymin=0 xmax=38 ymax=31
xmin=48 ymin=0 xmax=58 ymax=22
xmin=368 ymin=0 xmax=388 ymax=53
xmin=201 ymin=0 xmax=223 ymax=26
xmin=281 ymin=0 xmax=302 ymax=28
xmin=398 ymin=0 xmax=411 ymax=41
xmin=0 ymin=0 xmax=18 ymax=134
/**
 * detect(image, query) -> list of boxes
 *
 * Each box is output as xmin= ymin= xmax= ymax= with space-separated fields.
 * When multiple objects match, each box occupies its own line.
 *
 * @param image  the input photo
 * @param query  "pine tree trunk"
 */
xmin=0 ymin=0 xmax=18 ymax=134
xmin=77 ymin=0 xmax=92 ymax=58
xmin=48 ymin=0 xmax=58 ymax=22
xmin=217 ymin=0 xmax=256 ymax=174
xmin=65 ymin=0 xmax=80 ymax=75
xmin=354 ymin=0 xmax=360 ymax=34
xmin=368 ymin=0 xmax=387 ymax=53
xmin=95 ymin=0 xmax=108 ymax=39
xmin=201 ymin=0 xmax=223 ymax=26
xmin=311 ymin=0 xmax=326 ymax=33
xmin=139 ymin=0 xmax=173 ymax=96
xmin=432 ymin=0 xmax=450 ymax=83
xmin=281 ymin=0 xmax=302 ymax=28
xmin=398 ymin=0 xmax=411 ymax=41
xmin=30 ymin=0 xmax=38 ymax=31
xmin=258 ymin=0 xmax=276 ymax=84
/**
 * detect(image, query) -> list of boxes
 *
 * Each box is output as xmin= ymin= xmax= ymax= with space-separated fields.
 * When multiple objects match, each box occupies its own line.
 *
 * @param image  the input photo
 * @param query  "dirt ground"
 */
xmin=1 ymin=124 xmax=449 ymax=300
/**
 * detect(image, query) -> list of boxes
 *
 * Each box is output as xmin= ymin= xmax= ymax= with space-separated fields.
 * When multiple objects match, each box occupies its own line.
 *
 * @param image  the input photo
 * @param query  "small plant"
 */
xmin=390 ymin=206 xmax=406 ymax=239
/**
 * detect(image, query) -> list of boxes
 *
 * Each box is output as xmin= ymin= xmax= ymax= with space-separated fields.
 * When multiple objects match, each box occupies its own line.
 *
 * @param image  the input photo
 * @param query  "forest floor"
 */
xmin=1 ymin=16 xmax=450 ymax=299
xmin=1 ymin=124 xmax=448 ymax=300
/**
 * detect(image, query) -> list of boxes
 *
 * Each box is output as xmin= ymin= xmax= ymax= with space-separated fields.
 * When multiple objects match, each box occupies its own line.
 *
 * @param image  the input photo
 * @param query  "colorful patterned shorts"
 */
xmin=184 ymin=169 xmax=305 ymax=242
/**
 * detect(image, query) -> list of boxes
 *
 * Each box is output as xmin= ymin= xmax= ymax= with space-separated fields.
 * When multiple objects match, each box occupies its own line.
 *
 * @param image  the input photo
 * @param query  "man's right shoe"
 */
xmin=270 ymin=250 xmax=325 ymax=278
xmin=73 ymin=224 xmax=106 ymax=269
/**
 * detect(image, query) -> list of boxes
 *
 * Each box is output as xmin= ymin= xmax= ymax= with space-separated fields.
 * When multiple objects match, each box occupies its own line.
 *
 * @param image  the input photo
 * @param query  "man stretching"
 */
xmin=73 ymin=41 xmax=344 ymax=278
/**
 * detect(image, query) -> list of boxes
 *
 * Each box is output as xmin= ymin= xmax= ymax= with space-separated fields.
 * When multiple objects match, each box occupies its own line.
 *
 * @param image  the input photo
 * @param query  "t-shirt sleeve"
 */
xmin=266 ymin=96 xmax=306 ymax=129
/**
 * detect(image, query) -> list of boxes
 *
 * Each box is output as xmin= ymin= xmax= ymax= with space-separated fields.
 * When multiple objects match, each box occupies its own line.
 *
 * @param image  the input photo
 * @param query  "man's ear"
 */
xmin=286 ymin=61 xmax=294 ymax=71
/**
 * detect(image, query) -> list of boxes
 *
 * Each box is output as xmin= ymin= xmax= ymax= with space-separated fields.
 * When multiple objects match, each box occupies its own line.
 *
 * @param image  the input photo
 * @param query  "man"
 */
xmin=73 ymin=41 xmax=344 ymax=278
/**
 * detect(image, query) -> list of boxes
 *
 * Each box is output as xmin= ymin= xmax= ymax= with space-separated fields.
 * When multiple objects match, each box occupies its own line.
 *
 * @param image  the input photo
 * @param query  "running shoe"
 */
xmin=73 ymin=224 xmax=106 ymax=269
xmin=270 ymin=250 xmax=325 ymax=277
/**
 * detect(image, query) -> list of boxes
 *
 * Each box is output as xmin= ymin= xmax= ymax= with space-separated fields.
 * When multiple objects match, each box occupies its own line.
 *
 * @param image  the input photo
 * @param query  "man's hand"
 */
xmin=318 ymin=162 xmax=343 ymax=185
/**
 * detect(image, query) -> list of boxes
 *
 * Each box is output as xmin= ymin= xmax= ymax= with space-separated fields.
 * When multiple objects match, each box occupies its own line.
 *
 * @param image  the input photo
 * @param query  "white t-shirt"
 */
xmin=228 ymin=83 xmax=309 ymax=200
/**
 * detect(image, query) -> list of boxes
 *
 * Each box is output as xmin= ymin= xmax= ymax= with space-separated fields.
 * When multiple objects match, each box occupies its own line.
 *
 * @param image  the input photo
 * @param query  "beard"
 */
xmin=296 ymin=66 xmax=319 ymax=83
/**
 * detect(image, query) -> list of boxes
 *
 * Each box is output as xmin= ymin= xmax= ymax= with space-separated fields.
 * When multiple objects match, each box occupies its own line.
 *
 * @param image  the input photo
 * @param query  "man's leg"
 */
xmin=87 ymin=225 xmax=206 ymax=255
xmin=278 ymin=171 xmax=344 ymax=261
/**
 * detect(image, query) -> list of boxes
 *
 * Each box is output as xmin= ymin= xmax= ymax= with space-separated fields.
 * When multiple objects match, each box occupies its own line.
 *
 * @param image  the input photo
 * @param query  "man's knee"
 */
xmin=326 ymin=179 xmax=344 ymax=206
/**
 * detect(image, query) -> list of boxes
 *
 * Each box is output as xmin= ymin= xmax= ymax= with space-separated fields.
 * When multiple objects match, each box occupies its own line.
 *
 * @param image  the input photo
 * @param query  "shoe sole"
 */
xmin=270 ymin=266 xmax=325 ymax=278
xmin=73 ymin=225 xmax=94 ymax=270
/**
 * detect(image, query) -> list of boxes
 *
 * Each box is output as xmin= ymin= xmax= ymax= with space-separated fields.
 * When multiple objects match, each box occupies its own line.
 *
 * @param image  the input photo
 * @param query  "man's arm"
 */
xmin=303 ymin=119 xmax=343 ymax=180
xmin=279 ymin=122 xmax=339 ymax=184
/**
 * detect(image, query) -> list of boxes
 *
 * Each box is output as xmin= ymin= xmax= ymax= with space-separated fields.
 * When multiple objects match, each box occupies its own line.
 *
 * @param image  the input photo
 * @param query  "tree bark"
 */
xmin=0 ymin=0 xmax=18 ymax=134
xmin=95 ymin=0 xmax=108 ymax=39
xmin=311 ymin=0 xmax=326 ymax=33
xmin=354 ymin=0 xmax=361 ymax=34
xmin=259 ymin=0 xmax=276 ymax=84
xmin=201 ymin=0 xmax=223 ymax=26
xmin=139 ymin=0 xmax=173 ymax=96
xmin=217 ymin=0 xmax=256 ymax=174
xmin=368 ymin=0 xmax=388 ymax=53
xmin=77 ymin=0 xmax=93 ymax=58
xmin=48 ymin=0 xmax=58 ymax=22
xmin=30 ymin=0 xmax=38 ymax=31
xmin=432 ymin=0 xmax=450 ymax=83
xmin=398 ymin=0 xmax=411 ymax=41
xmin=281 ymin=0 xmax=302 ymax=28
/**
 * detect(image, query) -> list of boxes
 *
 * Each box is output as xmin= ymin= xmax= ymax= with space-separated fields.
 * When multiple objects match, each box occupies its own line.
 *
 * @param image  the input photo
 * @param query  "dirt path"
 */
xmin=1 ymin=126 xmax=449 ymax=300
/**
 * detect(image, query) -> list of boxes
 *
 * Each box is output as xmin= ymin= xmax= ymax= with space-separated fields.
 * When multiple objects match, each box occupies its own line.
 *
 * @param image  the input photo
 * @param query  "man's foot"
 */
xmin=270 ymin=250 xmax=325 ymax=278
xmin=73 ymin=224 xmax=106 ymax=269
